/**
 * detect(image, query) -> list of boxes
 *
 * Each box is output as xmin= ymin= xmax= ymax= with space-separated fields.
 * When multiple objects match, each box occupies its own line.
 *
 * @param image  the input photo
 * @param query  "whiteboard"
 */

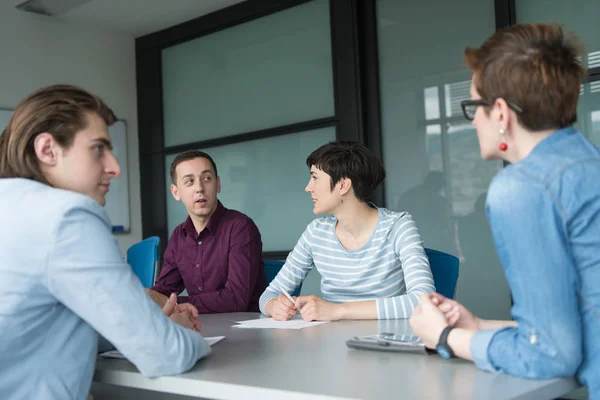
xmin=0 ymin=109 xmax=130 ymax=233
xmin=105 ymin=120 xmax=130 ymax=233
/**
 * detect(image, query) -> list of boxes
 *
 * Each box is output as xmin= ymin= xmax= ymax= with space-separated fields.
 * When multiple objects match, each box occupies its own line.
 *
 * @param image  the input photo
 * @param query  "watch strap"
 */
xmin=437 ymin=325 xmax=456 ymax=357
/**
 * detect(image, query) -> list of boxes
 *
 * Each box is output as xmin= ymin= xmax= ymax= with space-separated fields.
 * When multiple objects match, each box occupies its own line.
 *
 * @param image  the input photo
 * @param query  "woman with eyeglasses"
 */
xmin=409 ymin=23 xmax=600 ymax=397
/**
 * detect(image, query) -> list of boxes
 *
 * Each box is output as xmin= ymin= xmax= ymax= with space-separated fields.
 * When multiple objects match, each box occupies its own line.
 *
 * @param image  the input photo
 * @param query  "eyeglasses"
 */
xmin=460 ymin=99 xmax=523 ymax=121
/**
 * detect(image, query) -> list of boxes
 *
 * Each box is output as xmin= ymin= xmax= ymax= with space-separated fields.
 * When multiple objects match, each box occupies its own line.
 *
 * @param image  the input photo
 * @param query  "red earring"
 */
xmin=499 ymin=128 xmax=508 ymax=151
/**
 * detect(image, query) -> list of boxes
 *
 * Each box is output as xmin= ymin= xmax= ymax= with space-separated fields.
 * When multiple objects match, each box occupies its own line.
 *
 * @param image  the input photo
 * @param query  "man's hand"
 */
xmin=159 ymin=292 xmax=199 ymax=318
xmin=295 ymin=295 xmax=342 ymax=322
xmin=161 ymin=293 xmax=178 ymax=316
xmin=170 ymin=311 xmax=201 ymax=332
xmin=148 ymin=290 xmax=201 ymax=332
xmin=161 ymin=294 xmax=201 ymax=331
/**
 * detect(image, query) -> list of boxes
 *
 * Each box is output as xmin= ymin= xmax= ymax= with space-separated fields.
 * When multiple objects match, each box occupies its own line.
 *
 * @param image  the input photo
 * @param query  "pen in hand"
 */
xmin=281 ymin=290 xmax=301 ymax=314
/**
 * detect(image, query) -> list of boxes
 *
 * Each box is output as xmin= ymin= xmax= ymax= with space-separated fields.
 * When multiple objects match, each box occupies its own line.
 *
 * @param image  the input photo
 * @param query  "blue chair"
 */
xmin=127 ymin=236 xmax=160 ymax=288
xmin=425 ymin=248 xmax=459 ymax=299
xmin=264 ymin=260 xmax=302 ymax=297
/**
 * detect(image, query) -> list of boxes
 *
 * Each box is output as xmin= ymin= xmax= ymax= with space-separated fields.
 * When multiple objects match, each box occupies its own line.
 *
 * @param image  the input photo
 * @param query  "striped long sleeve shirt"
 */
xmin=259 ymin=207 xmax=435 ymax=319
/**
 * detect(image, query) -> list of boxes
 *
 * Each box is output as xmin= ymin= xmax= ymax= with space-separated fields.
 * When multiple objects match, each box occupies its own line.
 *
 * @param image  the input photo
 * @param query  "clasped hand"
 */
xmin=409 ymin=292 xmax=479 ymax=348
xmin=146 ymin=289 xmax=201 ymax=332
xmin=269 ymin=294 xmax=342 ymax=322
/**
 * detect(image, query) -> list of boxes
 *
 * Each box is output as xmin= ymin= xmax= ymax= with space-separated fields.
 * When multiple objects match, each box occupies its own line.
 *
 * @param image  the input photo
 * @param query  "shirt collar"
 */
xmin=182 ymin=216 xmax=196 ymax=238
xmin=528 ymin=126 xmax=576 ymax=158
xmin=181 ymin=200 xmax=227 ymax=238
xmin=205 ymin=200 xmax=226 ymax=235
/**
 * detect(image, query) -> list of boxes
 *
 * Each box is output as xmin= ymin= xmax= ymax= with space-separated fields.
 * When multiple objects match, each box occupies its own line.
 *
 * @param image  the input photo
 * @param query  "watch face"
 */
xmin=436 ymin=345 xmax=451 ymax=359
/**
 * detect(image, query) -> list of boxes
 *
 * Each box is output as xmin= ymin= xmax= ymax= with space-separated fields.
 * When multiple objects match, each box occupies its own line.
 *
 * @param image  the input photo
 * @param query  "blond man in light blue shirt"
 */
xmin=0 ymin=85 xmax=210 ymax=400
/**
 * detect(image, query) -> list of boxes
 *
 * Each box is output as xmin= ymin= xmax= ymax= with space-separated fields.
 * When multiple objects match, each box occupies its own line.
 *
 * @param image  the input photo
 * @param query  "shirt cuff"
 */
xmin=259 ymin=291 xmax=278 ymax=315
xmin=193 ymin=334 xmax=212 ymax=364
xmin=470 ymin=327 xmax=510 ymax=372
xmin=177 ymin=295 xmax=191 ymax=305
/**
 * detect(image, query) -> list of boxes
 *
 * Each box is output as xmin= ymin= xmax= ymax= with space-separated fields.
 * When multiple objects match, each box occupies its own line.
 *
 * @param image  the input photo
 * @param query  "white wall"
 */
xmin=0 ymin=8 xmax=141 ymax=254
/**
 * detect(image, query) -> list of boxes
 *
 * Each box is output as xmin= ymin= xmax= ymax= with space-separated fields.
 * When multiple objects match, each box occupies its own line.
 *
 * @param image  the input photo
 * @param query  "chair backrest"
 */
xmin=127 ymin=236 xmax=161 ymax=288
xmin=264 ymin=260 xmax=302 ymax=297
xmin=425 ymin=248 xmax=460 ymax=299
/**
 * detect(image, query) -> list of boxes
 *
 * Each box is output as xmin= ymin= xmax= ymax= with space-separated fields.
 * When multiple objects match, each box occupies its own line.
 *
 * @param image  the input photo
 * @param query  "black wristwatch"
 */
xmin=435 ymin=326 xmax=455 ymax=359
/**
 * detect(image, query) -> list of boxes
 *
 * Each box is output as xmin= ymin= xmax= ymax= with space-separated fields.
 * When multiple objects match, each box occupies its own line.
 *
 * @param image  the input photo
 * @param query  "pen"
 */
xmin=281 ymin=290 xmax=300 ymax=312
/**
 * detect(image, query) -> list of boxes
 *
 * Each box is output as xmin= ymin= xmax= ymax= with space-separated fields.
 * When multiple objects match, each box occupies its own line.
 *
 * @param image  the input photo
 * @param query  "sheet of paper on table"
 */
xmin=233 ymin=317 xmax=329 ymax=330
xmin=98 ymin=336 xmax=225 ymax=360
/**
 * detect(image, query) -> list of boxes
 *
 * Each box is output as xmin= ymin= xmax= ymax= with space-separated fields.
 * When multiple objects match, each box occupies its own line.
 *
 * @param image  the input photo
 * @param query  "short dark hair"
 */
xmin=170 ymin=150 xmax=218 ymax=184
xmin=0 ymin=84 xmax=116 ymax=185
xmin=465 ymin=23 xmax=586 ymax=131
xmin=306 ymin=141 xmax=385 ymax=203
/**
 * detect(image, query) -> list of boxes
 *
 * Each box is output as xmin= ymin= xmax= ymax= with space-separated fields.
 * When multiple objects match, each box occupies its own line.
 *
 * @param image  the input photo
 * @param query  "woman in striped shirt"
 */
xmin=260 ymin=141 xmax=435 ymax=321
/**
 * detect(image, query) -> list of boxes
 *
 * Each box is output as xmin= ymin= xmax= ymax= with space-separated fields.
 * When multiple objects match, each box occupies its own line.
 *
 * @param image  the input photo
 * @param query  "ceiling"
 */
xmin=7 ymin=0 xmax=247 ymax=37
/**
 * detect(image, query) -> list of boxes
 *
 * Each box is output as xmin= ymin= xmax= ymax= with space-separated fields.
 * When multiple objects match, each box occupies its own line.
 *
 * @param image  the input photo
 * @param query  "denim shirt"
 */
xmin=470 ymin=127 xmax=600 ymax=397
xmin=0 ymin=179 xmax=211 ymax=400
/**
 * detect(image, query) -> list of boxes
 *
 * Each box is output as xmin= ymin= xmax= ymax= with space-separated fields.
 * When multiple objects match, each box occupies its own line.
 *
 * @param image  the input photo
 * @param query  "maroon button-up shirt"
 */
xmin=151 ymin=201 xmax=265 ymax=313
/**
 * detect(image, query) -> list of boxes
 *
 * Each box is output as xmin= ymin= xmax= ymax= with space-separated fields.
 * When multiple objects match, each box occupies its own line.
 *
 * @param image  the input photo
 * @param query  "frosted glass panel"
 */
xmin=165 ymin=127 xmax=336 ymax=252
xmin=377 ymin=0 xmax=511 ymax=320
xmin=516 ymin=0 xmax=600 ymax=70
xmin=578 ymin=82 xmax=600 ymax=146
xmin=516 ymin=3 xmax=600 ymax=146
xmin=162 ymin=0 xmax=334 ymax=147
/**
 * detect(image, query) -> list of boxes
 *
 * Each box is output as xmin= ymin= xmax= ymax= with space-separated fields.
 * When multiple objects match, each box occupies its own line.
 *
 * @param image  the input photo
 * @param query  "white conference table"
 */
xmin=94 ymin=312 xmax=579 ymax=400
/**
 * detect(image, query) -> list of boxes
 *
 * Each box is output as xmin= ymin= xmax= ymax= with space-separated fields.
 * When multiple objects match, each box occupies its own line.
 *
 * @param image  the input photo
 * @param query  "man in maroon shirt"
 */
xmin=147 ymin=150 xmax=266 ymax=313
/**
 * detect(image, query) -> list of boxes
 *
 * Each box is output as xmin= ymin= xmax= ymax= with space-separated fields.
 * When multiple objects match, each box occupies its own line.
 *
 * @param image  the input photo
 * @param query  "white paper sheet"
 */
xmin=233 ymin=317 xmax=328 ymax=330
xmin=98 ymin=336 xmax=225 ymax=360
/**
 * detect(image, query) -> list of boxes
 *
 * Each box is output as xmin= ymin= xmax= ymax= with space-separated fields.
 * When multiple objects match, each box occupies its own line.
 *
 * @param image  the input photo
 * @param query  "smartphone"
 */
xmin=346 ymin=332 xmax=434 ymax=354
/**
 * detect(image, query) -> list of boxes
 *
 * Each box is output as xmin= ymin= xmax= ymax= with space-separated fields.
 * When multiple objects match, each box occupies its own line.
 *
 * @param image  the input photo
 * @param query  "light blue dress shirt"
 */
xmin=0 ymin=178 xmax=211 ymax=400
xmin=470 ymin=127 xmax=600 ymax=398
